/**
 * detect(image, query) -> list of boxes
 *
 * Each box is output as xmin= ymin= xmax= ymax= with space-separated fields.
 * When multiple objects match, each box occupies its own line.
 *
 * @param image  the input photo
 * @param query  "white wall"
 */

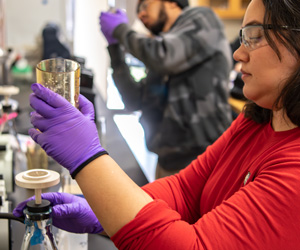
xmin=5 ymin=0 xmax=110 ymax=100
xmin=5 ymin=0 xmax=138 ymax=101
xmin=223 ymin=19 xmax=242 ymax=42
xmin=73 ymin=0 xmax=109 ymax=100
xmin=6 ymin=0 xmax=70 ymax=50
xmin=72 ymin=0 xmax=138 ymax=100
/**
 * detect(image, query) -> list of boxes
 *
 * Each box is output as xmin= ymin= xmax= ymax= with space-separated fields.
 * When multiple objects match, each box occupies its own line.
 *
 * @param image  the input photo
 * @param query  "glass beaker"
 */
xmin=36 ymin=58 xmax=80 ymax=108
xmin=21 ymin=199 xmax=58 ymax=250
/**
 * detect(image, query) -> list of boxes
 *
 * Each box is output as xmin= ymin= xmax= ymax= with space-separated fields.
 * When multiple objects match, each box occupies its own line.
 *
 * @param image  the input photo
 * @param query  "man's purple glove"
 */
xmin=13 ymin=192 xmax=103 ymax=234
xmin=99 ymin=9 xmax=128 ymax=44
xmin=29 ymin=83 xmax=107 ymax=178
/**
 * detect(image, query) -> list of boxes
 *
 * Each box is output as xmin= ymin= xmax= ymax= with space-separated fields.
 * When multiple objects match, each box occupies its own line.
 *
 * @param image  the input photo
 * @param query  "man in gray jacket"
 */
xmin=100 ymin=0 xmax=233 ymax=178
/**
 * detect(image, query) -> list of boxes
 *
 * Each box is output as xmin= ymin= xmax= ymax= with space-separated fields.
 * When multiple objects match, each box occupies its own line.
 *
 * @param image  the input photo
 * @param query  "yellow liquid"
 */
xmin=36 ymin=59 xmax=81 ymax=108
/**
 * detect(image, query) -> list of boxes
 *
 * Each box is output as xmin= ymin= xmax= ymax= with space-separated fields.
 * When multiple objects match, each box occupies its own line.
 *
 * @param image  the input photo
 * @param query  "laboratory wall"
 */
xmin=72 ymin=0 xmax=138 ymax=100
xmin=73 ymin=0 xmax=110 ymax=100
xmin=6 ymin=0 xmax=72 ymax=50
xmin=4 ymin=0 xmax=139 ymax=101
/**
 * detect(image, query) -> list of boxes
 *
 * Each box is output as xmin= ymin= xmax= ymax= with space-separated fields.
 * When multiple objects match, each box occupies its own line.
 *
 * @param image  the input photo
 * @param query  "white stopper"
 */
xmin=15 ymin=169 xmax=60 ymax=205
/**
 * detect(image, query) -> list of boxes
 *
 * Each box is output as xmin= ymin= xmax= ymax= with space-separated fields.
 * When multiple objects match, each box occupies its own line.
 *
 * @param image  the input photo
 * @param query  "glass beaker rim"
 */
xmin=36 ymin=58 xmax=80 ymax=73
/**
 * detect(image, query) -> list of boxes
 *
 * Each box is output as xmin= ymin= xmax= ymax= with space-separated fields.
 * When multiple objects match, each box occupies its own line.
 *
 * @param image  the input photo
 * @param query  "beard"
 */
xmin=148 ymin=4 xmax=168 ymax=35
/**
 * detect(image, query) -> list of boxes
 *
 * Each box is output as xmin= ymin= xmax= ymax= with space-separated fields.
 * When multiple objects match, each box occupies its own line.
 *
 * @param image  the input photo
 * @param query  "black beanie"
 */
xmin=137 ymin=0 xmax=189 ymax=12
xmin=170 ymin=0 xmax=189 ymax=9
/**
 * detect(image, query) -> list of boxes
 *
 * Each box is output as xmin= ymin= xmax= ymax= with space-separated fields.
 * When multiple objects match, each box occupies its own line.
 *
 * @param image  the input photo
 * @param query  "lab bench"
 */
xmin=2 ymin=79 xmax=148 ymax=250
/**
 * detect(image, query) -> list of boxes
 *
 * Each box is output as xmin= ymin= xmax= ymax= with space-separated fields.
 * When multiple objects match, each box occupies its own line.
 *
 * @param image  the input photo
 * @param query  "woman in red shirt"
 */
xmin=14 ymin=0 xmax=300 ymax=249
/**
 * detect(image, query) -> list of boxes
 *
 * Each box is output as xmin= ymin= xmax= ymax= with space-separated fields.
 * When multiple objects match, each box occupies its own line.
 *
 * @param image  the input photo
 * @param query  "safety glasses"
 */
xmin=137 ymin=0 xmax=158 ymax=13
xmin=239 ymin=24 xmax=300 ymax=51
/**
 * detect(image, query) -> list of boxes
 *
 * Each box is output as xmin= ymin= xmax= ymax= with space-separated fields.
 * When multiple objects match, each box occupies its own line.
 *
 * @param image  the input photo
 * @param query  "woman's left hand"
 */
xmin=13 ymin=192 xmax=103 ymax=234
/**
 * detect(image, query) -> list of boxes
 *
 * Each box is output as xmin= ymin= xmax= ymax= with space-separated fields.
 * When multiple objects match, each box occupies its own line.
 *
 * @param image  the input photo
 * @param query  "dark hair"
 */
xmin=137 ymin=0 xmax=188 ymax=13
xmin=244 ymin=0 xmax=300 ymax=126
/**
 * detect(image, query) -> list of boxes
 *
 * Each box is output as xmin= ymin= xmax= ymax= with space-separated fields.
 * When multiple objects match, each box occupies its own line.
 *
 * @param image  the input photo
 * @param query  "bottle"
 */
xmin=21 ymin=199 xmax=58 ymax=250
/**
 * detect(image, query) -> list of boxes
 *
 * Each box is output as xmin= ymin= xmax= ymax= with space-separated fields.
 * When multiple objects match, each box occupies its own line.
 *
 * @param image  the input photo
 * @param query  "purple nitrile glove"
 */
xmin=13 ymin=192 xmax=103 ymax=234
xmin=28 ymin=83 xmax=107 ymax=178
xmin=99 ymin=9 xmax=128 ymax=44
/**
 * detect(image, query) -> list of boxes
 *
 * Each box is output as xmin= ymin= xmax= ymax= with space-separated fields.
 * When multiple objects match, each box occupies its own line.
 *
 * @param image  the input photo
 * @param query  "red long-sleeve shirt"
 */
xmin=112 ymin=114 xmax=300 ymax=249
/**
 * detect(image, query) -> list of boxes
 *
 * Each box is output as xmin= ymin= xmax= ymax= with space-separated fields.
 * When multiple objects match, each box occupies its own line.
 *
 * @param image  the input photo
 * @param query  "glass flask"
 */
xmin=21 ymin=199 xmax=58 ymax=250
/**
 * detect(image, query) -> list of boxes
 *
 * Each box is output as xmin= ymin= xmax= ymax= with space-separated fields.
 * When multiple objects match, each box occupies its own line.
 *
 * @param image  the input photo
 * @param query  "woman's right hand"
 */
xmin=29 ymin=83 xmax=107 ymax=178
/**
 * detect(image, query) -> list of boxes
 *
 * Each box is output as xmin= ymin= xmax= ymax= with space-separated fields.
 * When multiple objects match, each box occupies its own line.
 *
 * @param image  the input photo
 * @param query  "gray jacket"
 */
xmin=109 ymin=6 xmax=233 ymax=170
